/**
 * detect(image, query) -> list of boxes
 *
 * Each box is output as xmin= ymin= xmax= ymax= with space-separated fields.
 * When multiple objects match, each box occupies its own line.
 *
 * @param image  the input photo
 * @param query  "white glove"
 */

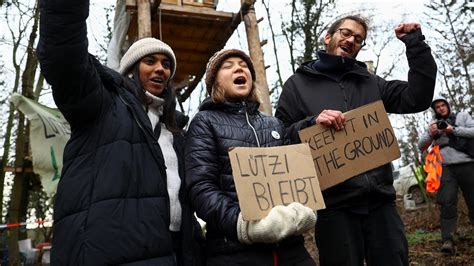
xmin=290 ymin=202 xmax=317 ymax=235
xmin=236 ymin=202 xmax=316 ymax=245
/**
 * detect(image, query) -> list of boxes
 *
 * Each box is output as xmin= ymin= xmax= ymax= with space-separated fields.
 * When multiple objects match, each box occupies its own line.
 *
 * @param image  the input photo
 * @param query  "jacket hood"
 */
xmin=431 ymin=95 xmax=451 ymax=119
xmin=199 ymin=97 xmax=260 ymax=114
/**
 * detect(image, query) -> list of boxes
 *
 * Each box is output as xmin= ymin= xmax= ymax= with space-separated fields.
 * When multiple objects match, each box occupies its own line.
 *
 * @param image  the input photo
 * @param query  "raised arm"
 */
xmin=38 ymin=0 xmax=109 ymax=126
xmin=379 ymin=25 xmax=437 ymax=114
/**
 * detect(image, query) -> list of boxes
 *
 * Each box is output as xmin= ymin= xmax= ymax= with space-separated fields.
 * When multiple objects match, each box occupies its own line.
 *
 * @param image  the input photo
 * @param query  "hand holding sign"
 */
xmin=316 ymin=109 xmax=346 ymax=131
xmin=229 ymin=143 xmax=325 ymax=221
xmin=236 ymin=202 xmax=316 ymax=244
xmin=299 ymin=101 xmax=401 ymax=190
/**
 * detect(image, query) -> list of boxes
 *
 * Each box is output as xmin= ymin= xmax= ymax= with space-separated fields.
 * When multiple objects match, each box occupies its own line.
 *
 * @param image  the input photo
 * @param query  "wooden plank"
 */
xmin=156 ymin=27 xmax=231 ymax=44
xmin=157 ymin=3 xmax=234 ymax=21
xmin=162 ymin=0 xmax=180 ymax=4
xmin=4 ymin=166 xmax=33 ymax=173
xmin=183 ymin=1 xmax=215 ymax=9
xmin=126 ymin=0 xmax=137 ymax=10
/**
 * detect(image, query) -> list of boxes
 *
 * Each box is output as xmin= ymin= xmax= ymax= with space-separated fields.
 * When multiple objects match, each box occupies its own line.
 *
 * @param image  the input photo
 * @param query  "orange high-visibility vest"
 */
xmin=424 ymin=145 xmax=443 ymax=192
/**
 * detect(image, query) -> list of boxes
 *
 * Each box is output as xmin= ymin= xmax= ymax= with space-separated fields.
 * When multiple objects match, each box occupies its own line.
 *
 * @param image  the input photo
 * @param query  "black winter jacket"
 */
xmin=275 ymin=29 xmax=437 ymax=211
xmin=38 ymin=0 xmax=176 ymax=264
xmin=184 ymin=98 xmax=286 ymax=248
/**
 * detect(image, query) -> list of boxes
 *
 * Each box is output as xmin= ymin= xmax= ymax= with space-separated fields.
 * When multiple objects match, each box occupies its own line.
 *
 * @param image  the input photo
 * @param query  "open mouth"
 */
xmin=233 ymin=76 xmax=247 ymax=85
xmin=340 ymin=45 xmax=352 ymax=54
xmin=150 ymin=77 xmax=164 ymax=84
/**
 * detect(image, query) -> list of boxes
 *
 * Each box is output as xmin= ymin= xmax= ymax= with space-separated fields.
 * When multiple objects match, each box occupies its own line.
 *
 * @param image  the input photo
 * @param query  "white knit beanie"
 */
xmin=119 ymin=37 xmax=177 ymax=79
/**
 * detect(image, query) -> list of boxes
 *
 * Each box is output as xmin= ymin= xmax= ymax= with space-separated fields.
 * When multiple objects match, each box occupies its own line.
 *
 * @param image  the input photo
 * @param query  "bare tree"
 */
xmin=281 ymin=0 xmax=298 ymax=73
xmin=91 ymin=5 xmax=115 ymax=64
xmin=0 ymin=0 xmax=35 ymax=224
xmin=261 ymin=0 xmax=284 ymax=95
xmin=298 ymin=0 xmax=335 ymax=63
xmin=425 ymin=0 xmax=473 ymax=113
xmin=365 ymin=22 xmax=405 ymax=78
xmin=3 ymin=0 xmax=40 ymax=263
xmin=397 ymin=112 xmax=431 ymax=167
xmin=281 ymin=0 xmax=335 ymax=71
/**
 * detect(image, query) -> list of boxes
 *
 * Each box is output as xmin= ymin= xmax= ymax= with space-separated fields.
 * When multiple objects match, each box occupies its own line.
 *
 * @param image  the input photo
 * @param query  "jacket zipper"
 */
xmin=118 ymin=93 xmax=167 ymax=178
xmin=338 ymin=81 xmax=349 ymax=112
xmin=305 ymin=66 xmax=372 ymax=193
xmin=364 ymin=173 xmax=371 ymax=192
xmin=118 ymin=93 xmax=158 ymax=142
xmin=242 ymin=101 xmax=261 ymax=147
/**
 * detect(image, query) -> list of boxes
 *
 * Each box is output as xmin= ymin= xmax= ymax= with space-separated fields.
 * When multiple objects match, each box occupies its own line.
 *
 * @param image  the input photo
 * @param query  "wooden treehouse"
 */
xmin=123 ymin=0 xmax=272 ymax=114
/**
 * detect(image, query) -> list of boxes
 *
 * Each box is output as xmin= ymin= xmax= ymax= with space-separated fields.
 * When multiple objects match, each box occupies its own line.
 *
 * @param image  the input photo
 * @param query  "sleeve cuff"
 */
xmin=306 ymin=115 xmax=317 ymax=127
xmin=401 ymin=28 xmax=426 ymax=47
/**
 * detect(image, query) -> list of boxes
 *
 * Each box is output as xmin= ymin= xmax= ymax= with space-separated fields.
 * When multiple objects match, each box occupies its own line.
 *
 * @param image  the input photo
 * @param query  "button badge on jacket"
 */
xmin=271 ymin=131 xmax=280 ymax=140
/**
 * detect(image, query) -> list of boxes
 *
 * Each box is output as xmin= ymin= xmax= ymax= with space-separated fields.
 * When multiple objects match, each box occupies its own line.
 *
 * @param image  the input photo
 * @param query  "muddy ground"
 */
xmin=303 ymin=194 xmax=473 ymax=265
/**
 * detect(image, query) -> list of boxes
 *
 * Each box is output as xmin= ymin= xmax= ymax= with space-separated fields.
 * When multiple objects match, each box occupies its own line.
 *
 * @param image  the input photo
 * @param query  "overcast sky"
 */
xmin=77 ymin=0 xmax=434 ymax=109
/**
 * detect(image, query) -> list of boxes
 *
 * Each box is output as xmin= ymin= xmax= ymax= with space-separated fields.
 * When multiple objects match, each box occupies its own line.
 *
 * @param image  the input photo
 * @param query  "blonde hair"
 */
xmin=210 ymin=81 xmax=260 ymax=104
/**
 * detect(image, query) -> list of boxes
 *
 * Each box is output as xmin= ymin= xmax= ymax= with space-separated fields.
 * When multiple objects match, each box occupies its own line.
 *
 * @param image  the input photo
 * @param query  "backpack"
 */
xmin=448 ymin=114 xmax=474 ymax=158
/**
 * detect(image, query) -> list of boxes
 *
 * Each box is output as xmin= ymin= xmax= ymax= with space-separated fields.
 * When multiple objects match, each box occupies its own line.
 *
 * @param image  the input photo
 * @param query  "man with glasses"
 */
xmin=276 ymin=15 xmax=437 ymax=265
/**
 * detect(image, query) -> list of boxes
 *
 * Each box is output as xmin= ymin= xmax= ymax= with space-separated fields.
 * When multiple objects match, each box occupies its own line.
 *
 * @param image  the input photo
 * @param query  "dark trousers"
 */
xmin=437 ymin=162 xmax=474 ymax=242
xmin=206 ymin=237 xmax=315 ymax=266
xmin=315 ymin=203 xmax=408 ymax=266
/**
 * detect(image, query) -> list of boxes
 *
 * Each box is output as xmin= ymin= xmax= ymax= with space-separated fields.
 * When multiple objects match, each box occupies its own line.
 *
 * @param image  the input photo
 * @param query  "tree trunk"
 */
xmin=7 ymin=1 xmax=40 ymax=263
xmin=243 ymin=3 xmax=272 ymax=115
xmin=137 ymin=0 xmax=152 ymax=38
xmin=7 ymin=119 xmax=32 ymax=265
xmin=0 ymin=103 xmax=16 ymax=224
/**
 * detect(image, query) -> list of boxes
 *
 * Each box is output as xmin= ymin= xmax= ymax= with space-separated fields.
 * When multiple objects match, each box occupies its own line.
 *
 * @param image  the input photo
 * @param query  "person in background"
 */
xmin=185 ymin=49 xmax=316 ymax=266
xmin=276 ymin=15 xmax=437 ymax=265
xmin=418 ymin=96 xmax=474 ymax=254
xmin=38 ymin=0 xmax=202 ymax=264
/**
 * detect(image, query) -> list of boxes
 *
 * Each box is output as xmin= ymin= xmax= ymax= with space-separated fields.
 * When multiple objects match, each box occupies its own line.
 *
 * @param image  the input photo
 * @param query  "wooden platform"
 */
xmin=126 ymin=1 xmax=239 ymax=101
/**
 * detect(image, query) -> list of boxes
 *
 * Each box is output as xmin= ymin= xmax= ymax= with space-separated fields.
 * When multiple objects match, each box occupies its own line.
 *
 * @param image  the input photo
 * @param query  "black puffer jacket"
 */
xmin=38 ymin=0 xmax=175 ymax=264
xmin=184 ymin=98 xmax=286 ymax=243
xmin=276 ymin=29 xmax=437 ymax=211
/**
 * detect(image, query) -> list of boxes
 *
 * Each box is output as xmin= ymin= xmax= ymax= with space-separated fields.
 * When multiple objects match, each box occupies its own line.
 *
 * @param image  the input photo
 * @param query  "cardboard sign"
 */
xmin=298 ymin=101 xmax=400 ymax=190
xmin=229 ymin=143 xmax=325 ymax=221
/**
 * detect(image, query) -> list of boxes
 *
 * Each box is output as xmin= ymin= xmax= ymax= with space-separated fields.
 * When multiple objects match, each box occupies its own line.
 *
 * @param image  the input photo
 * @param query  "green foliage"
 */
xmin=406 ymin=229 xmax=439 ymax=246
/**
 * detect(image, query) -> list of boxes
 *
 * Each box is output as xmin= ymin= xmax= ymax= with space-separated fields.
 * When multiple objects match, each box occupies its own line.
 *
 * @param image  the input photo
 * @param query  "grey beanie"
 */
xmin=119 ymin=37 xmax=176 ymax=79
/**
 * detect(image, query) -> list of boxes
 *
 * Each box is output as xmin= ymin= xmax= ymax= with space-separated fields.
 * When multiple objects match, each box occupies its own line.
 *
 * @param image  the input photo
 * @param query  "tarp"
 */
xmin=106 ymin=0 xmax=130 ymax=71
xmin=10 ymin=93 xmax=70 ymax=195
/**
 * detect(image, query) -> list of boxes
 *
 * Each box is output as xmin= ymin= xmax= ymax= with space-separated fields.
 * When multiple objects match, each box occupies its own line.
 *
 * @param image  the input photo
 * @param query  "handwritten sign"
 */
xmin=229 ymin=143 xmax=325 ymax=221
xmin=298 ymin=101 xmax=400 ymax=190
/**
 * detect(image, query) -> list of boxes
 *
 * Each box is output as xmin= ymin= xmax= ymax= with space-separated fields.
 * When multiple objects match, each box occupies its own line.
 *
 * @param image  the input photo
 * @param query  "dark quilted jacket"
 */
xmin=37 ymin=0 xmax=175 ymax=264
xmin=184 ymin=98 xmax=286 ymax=242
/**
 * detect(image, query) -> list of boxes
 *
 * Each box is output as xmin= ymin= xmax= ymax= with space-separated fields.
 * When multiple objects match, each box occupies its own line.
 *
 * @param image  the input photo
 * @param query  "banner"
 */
xmin=229 ymin=143 xmax=325 ymax=221
xmin=299 ymin=101 xmax=400 ymax=190
xmin=10 ymin=93 xmax=70 ymax=195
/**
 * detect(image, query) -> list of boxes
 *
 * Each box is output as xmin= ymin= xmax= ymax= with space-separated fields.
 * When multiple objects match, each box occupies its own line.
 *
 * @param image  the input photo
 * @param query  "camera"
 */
xmin=436 ymin=119 xmax=448 ymax=130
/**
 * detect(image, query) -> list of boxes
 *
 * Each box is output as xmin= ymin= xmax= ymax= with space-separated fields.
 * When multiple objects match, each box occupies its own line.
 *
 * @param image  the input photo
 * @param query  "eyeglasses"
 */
xmin=336 ymin=28 xmax=366 ymax=47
